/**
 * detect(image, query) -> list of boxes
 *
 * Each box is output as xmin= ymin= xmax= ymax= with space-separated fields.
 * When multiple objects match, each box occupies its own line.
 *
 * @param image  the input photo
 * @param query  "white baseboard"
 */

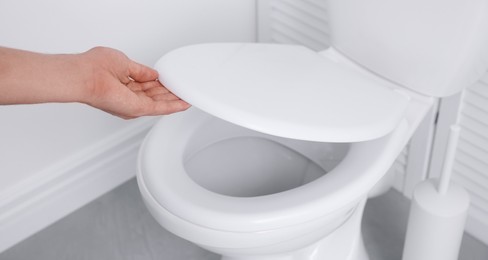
xmin=0 ymin=117 xmax=157 ymax=253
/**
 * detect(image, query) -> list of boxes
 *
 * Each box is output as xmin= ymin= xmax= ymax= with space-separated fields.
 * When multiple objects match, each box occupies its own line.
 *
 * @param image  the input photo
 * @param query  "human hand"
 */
xmin=78 ymin=47 xmax=190 ymax=119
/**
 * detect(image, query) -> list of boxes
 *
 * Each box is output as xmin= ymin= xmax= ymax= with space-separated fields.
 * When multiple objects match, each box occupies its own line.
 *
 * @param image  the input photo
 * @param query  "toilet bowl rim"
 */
xmin=137 ymin=108 xmax=410 ymax=232
xmin=138 ymin=172 xmax=361 ymax=249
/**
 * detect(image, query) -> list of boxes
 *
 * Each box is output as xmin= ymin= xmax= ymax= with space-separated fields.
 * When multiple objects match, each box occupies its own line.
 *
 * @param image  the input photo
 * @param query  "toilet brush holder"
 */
xmin=402 ymin=179 xmax=469 ymax=260
xmin=402 ymin=125 xmax=470 ymax=260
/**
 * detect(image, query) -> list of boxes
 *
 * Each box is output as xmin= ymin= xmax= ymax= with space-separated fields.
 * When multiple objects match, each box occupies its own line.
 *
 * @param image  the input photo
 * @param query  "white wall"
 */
xmin=0 ymin=0 xmax=255 ymax=251
xmin=0 ymin=0 xmax=255 ymax=191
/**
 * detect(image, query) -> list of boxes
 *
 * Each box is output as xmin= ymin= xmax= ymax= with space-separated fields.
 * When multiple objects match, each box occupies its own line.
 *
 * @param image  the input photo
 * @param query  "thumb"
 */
xmin=128 ymin=60 xmax=159 ymax=82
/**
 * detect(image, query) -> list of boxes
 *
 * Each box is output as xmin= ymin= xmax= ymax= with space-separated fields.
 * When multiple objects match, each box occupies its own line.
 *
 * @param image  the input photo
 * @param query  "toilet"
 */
xmin=137 ymin=0 xmax=488 ymax=259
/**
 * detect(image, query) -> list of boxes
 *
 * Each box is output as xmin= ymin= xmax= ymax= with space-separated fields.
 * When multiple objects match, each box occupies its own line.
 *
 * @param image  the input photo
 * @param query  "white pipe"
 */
xmin=437 ymin=125 xmax=461 ymax=195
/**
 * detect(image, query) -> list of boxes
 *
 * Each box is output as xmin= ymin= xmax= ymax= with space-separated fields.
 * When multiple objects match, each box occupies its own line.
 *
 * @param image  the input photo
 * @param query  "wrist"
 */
xmin=66 ymin=52 xmax=96 ymax=105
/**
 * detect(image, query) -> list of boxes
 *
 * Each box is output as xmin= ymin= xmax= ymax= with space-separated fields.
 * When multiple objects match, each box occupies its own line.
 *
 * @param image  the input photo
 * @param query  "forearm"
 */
xmin=0 ymin=46 xmax=89 ymax=105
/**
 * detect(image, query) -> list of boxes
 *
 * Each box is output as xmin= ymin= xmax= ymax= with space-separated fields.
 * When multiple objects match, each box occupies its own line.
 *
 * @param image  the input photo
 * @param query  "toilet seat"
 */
xmin=138 ymin=108 xmax=410 ymax=233
xmin=155 ymin=43 xmax=410 ymax=142
xmin=141 ymin=43 xmax=422 ymax=233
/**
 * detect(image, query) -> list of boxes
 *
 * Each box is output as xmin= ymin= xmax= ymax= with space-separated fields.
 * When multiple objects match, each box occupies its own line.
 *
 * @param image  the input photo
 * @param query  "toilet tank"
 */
xmin=327 ymin=0 xmax=488 ymax=97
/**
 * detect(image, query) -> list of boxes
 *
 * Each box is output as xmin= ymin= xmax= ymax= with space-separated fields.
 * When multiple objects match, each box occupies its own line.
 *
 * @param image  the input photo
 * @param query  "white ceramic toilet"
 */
xmin=137 ymin=0 xmax=488 ymax=259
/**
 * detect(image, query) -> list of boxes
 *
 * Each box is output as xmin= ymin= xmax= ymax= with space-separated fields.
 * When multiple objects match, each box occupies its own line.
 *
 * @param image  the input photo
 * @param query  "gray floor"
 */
xmin=1 ymin=178 xmax=488 ymax=260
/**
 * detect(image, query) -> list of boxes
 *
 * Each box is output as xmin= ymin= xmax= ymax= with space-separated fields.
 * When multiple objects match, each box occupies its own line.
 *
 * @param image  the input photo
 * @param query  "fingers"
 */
xmin=150 ymin=99 xmax=191 ymax=115
xmin=145 ymin=87 xmax=170 ymax=98
xmin=128 ymin=60 xmax=158 ymax=82
xmin=117 ymin=67 xmax=191 ymax=117
xmin=146 ymin=87 xmax=191 ymax=114
xmin=140 ymin=80 xmax=163 ymax=91
xmin=125 ymin=80 xmax=190 ymax=115
xmin=109 ymin=91 xmax=190 ymax=118
xmin=152 ymin=93 xmax=181 ymax=102
xmin=126 ymin=81 xmax=174 ymax=97
xmin=126 ymin=80 xmax=157 ymax=92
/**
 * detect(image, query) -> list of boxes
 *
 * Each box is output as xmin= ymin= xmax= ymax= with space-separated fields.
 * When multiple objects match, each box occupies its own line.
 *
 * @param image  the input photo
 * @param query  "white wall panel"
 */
xmin=258 ymin=0 xmax=329 ymax=50
xmin=448 ymin=74 xmax=488 ymax=244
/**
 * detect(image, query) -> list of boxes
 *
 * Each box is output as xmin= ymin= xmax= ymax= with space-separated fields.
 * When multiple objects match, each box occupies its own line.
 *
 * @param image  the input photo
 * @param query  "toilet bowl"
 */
xmin=137 ymin=97 xmax=425 ymax=259
xmin=138 ymin=0 xmax=488 ymax=259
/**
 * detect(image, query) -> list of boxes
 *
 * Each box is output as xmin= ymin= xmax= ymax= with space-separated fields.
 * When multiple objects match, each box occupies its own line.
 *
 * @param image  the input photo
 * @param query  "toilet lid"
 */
xmin=155 ymin=43 xmax=410 ymax=142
